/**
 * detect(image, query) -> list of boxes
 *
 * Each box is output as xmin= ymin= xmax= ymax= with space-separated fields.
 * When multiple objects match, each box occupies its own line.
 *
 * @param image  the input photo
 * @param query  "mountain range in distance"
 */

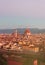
xmin=0 ymin=28 xmax=45 ymax=34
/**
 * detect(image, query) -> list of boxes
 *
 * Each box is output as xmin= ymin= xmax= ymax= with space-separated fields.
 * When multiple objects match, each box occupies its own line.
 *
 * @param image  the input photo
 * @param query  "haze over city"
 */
xmin=0 ymin=1 xmax=45 ymax=65
xmin=0 ymin=0 xmax=45 ymax=29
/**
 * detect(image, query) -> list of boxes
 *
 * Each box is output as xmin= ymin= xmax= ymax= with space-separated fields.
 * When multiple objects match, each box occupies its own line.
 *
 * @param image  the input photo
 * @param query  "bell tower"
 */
xmin=15 ymin=29 xmax=18 ymax=38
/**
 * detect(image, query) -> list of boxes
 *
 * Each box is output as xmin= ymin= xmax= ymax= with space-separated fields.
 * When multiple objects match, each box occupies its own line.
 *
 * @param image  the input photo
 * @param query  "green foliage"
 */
xmin=0 ymin=53 xmax=7 ymax=65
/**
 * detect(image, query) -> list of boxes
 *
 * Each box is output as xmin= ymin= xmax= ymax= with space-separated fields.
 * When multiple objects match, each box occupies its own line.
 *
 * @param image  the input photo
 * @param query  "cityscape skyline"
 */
xmin=0 ymin=0 xmax=45 ymax=29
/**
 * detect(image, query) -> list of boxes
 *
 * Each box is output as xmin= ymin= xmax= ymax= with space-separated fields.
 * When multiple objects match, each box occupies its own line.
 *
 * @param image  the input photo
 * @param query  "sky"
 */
xmin=0 ymin=0 xmax=45 ymax=29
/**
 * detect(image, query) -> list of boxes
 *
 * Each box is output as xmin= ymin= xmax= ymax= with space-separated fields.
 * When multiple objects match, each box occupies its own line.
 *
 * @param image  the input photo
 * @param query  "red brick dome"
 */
xmin=24 ymin=28 xmax=31 ymax=33
xmin=24 ymin=28 xmax=31 ymax=35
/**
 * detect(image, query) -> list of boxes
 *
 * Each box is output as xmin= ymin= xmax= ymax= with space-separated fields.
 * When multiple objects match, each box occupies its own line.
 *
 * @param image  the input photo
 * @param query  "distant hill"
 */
xmin=0 ymin=28 xmax=45 ymax=34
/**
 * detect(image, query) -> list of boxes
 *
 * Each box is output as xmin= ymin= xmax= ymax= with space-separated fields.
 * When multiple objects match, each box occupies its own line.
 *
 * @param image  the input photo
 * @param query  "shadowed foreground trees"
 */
xmin=0 ymin=53 xmax=7 ymax=65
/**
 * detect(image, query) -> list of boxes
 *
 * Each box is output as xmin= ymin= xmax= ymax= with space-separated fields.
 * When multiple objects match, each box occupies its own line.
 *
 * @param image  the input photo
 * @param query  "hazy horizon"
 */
xmin=0 ymin=0 xmax=45 ymax=29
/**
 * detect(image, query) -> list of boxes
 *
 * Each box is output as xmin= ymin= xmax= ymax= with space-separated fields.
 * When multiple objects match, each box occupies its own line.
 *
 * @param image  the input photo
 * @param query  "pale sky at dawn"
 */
xmin=0 ymin=0 xmax=45 ymax=29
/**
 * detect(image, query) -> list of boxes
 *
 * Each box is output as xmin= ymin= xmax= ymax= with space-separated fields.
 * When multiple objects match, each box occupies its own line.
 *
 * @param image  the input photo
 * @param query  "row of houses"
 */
xmin=0 ymin=28 xmax=45 ymax=52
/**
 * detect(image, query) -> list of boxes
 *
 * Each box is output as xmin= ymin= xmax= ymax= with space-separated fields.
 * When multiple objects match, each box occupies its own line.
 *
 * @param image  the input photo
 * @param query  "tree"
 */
xmin=0 ymin=53 xmax=7 ymax=65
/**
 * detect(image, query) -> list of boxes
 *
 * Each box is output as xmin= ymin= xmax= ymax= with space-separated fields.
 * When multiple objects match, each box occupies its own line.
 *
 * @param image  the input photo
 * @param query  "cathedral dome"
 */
xmin=24 ymin=28 xmax=31 ymax=35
